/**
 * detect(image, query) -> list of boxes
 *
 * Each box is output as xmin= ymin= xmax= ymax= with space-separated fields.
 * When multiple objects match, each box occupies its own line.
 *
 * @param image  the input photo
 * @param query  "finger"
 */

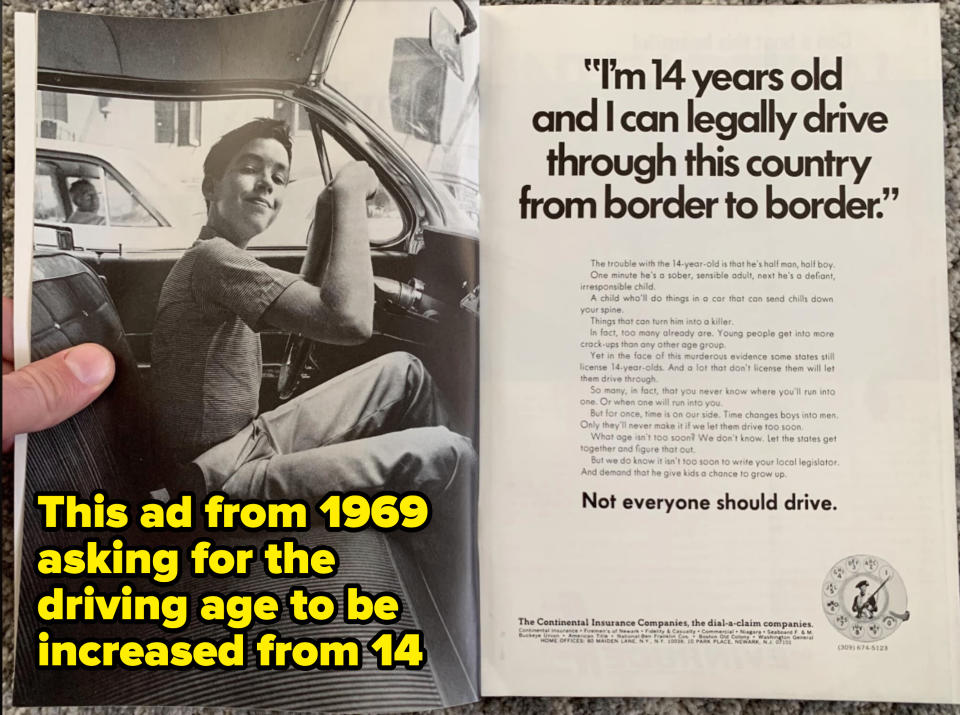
xmin=2 ymin=297 xmax=13 ymax=361
xmin=2 ymin=343 xmax=115 ymax=451
xmin=3 ymin=359 xmax=12 ymax=375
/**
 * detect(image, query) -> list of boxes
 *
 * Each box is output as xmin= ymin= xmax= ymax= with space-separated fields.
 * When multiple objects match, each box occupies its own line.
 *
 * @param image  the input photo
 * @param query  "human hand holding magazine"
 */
xmin=10 ymin=1 xmax=960 ymax=710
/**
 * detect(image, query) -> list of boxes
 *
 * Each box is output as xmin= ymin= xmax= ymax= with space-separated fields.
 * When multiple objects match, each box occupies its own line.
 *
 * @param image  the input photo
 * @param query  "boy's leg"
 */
xmin=223 ymin=425 xmax=474 ymax=500
xmin=192 ymin=351 xmax=453 ymax=494
xmin=257 ymin=351 xmax=450 ymax=454
xmin=221 ymin=422 xmax=480 ymax=691
xmin=214 ymin=360 xmax=479 ymax=689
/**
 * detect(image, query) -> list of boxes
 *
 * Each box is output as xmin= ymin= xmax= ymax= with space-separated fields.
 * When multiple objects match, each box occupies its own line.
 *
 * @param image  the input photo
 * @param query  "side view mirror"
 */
xmin=389 ymin=5 xmax=475 ymax=146
xmin=389 ymin=37 xmax=447 ymax=145
xmin=429 ymin=8 xmax=463 ymax=81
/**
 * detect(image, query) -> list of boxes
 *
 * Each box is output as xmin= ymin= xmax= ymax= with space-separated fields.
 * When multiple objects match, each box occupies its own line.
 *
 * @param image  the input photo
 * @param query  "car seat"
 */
xmin=15 ymin=250 xmax=477 ymax=710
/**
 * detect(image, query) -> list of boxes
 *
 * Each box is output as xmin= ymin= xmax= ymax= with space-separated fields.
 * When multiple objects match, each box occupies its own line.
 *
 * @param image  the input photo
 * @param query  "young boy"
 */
xmin=150 ymin=118 xmax=475 ymax=501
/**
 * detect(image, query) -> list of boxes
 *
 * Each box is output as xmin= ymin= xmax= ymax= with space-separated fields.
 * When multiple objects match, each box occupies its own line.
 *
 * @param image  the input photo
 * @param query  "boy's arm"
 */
xmin=262 ymin=162 xmax=378 ymax=345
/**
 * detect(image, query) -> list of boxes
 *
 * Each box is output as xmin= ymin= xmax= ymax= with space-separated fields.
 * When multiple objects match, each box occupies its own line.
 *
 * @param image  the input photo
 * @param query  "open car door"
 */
xmin=34 ymin=0 xmax=479 ymax=440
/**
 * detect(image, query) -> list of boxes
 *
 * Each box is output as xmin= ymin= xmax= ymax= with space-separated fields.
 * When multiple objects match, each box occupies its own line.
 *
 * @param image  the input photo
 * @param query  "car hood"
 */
xmin=37 ymin=0 xmax=350 ymax=88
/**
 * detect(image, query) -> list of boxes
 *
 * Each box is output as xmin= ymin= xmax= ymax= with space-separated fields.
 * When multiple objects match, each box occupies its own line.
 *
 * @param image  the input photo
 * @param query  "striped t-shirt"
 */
xmin=150 ymin=227 xmax=299 ymax=464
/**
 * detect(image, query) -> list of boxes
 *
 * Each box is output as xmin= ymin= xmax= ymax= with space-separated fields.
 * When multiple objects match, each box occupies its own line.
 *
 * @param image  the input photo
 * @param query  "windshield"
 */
xmin=326 ymin=0 xmax=479 ymax=229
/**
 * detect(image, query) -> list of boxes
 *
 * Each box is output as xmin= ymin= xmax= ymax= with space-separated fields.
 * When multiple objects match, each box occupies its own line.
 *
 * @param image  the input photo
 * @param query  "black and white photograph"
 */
xmin=15 ymin=0 xmax=480 ymax=710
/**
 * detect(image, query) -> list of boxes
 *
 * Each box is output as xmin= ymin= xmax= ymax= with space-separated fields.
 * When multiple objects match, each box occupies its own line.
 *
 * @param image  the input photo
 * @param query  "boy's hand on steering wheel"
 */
xmin=330 ymin=161 xmax=379 ymax=201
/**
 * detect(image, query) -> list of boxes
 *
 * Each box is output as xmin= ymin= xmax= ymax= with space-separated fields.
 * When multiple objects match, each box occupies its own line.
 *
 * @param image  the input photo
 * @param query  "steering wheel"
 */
xmin=274 ymin=128 xmax=453 ymax=400
xmin=276 ymin=276 xmax=446 ymax=400
xmin=277 ymin=333 xmax=313 ymax=400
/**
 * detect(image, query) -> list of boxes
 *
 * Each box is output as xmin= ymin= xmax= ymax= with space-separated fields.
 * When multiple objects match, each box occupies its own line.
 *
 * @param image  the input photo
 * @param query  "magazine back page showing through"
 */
xmin=479 ymin=3 xmax=960 ymax=702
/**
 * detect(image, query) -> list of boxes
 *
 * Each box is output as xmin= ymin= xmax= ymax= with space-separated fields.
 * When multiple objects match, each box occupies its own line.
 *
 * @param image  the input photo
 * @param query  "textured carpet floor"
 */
xmin=2 ymin=0 xmax=958 ymax=714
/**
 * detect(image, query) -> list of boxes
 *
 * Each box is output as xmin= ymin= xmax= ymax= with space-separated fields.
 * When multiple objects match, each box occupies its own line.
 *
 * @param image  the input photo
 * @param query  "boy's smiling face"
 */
xmin=206 ymin=137 xmax=289 ymax=245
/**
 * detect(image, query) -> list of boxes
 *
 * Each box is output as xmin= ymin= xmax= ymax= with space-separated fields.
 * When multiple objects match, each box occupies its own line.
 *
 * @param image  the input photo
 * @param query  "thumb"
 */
xmin=2 ymin=343 xmax=115 ymax=451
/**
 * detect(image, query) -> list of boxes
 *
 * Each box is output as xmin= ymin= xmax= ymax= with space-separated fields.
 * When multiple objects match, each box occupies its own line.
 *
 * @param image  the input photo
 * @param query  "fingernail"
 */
xmin=65 ymin=344 xmax=113 ymax=386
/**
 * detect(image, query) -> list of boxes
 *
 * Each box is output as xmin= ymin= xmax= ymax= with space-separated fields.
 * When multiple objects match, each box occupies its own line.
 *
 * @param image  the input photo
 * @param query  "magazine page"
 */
xmin=480 ymin=3 xmax=960 ymax=702
xmin=12 ymin=1 xmax=480 ymax=710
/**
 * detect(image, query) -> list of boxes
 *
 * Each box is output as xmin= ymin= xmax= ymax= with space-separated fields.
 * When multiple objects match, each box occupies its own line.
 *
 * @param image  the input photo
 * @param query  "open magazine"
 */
xmin=11 ymin=1 xmax=960 ymax=710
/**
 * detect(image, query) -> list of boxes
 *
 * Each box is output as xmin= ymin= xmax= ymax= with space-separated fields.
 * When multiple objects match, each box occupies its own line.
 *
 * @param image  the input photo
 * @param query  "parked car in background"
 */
xmin=34 ymin=138 xmax=198 ymax=252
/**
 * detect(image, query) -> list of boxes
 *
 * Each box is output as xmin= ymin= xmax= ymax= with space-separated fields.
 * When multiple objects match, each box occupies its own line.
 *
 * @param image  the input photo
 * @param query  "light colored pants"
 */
xmin=192 ymin=351 xmax=479 ymax=674
xmin=193 ymin=351 xmax=476 ymax=502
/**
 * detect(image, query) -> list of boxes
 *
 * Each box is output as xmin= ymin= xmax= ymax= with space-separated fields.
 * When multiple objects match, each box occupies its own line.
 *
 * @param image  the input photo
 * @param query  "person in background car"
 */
xmin=67 ymin=179 xmax=105 ymax=225
xmin=149 ymin=118 xmax=475 ymax=507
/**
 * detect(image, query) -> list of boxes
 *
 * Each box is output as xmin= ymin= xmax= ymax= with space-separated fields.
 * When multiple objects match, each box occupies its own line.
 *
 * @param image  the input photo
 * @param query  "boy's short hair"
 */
xmin=202 ymin=118 xmax=293 ymax=198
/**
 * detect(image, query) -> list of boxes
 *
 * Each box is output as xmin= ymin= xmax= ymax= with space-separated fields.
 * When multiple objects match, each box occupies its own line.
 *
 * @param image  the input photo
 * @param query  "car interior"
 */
xmin=18 ymin=2 xmax=480 ymax=708
xmin=20 ymin=174 xmax=479 ymax=713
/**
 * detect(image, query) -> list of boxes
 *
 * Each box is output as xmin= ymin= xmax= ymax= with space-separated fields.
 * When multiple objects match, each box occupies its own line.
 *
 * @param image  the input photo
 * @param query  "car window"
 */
xmin=249 ymin=119 xmax=404 ymax=249
xmin=34 ymin=162 xmax=67 ymax=222
xmin=105 ymin=170 xmax=161 ymax=227
xmin=324 ymin=133 xmax=404 ymax=246
xmin=36 ymin=158 xmax=108 ymax=226
xmin=35 ymin=92 xmax=407 ymax=252
xmin=326 ymin=0 xmax=479 ymax=232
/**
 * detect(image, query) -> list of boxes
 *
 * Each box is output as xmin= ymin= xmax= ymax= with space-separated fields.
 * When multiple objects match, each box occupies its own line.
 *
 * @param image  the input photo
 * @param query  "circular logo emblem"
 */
xmin=822 ymin=555 xmax=909 ymax=642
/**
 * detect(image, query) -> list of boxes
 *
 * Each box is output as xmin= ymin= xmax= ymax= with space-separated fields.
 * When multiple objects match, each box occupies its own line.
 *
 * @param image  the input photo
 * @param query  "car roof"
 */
xmin=37 ymin=2 xmax=345 ymax=87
